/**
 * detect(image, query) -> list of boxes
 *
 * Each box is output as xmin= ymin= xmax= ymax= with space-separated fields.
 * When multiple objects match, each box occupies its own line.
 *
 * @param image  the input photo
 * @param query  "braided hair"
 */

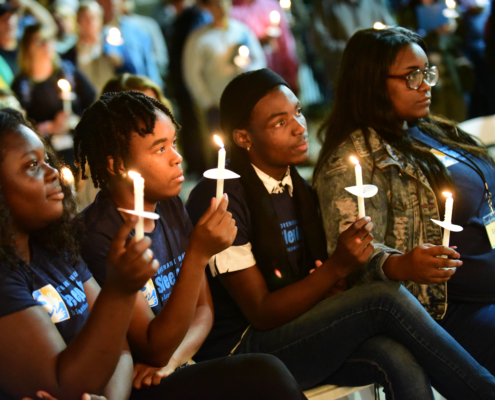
xmin=73 ymin=91 xmax=180 ymax=189
xmin=0 ymin=108 xmax=79 ymax=270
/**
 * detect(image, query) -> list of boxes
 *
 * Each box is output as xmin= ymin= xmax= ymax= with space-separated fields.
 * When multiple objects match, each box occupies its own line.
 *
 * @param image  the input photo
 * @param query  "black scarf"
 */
xmin=229 ymin=147 xmax=328 ymax=292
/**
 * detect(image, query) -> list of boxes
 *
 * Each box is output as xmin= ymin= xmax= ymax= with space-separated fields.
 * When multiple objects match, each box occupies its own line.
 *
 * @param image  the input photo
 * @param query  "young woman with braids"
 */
xmin=74 ymin=91 xmax=307 ymax=399
xmin=314 ymin=26 xmax=495 ymax=379
xmin=0 ymin=108 xmax=159 ymax=399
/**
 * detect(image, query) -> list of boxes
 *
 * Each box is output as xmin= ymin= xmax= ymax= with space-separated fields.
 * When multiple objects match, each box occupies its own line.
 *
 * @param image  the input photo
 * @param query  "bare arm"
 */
xmin=0 ymin=218 xmax=156 ymax=400
xmin=132 ymin=275 xmax=214 ymax=390
xmin=220 ymin=218 xmax=374 ymax=331
xmin=127 ymin=197 xmax=236 ymax=367
xmin=84 ymin=279 xmax=133 ymax=400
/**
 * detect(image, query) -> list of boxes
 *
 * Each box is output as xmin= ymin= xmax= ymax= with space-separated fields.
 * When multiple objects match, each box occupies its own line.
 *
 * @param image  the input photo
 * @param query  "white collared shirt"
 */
xmin=208 ymin=164 xmax=292 ymax=276
xmin=251 ymin=164 xmax=293 ymax=197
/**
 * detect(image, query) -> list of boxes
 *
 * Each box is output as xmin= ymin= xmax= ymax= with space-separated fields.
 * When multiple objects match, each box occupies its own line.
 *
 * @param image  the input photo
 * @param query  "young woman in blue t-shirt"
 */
xmin=73 ymin=91 xmax=307 ymax=399
xmin=0 ymin=108 xmax=158 ymax=399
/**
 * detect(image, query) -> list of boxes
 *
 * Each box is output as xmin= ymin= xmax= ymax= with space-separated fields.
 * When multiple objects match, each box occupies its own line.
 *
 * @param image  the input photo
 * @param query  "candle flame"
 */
xmin=214 ymin=134 xmax=224 ymax=149
xmin=350 ymin=156 xmax=360 ymax=165
xmin=274 ymin=269 xmax=282 ymax=278
xmin=57 ymin=79 xmax=71 ymax=92
xmin=443 ymin=191 xmax=452 ymax=198
xmin=239 ymin=45 xmax=250 ymax=58
xmin=128 ymin=171 xmax=142 ymax=180
xmin=446 ymin=0 xmax=456 ymax=9
xmin=373 ymin=22 xmax=386 ymax=30
xmin=106 ymin=27 xmax=123 ymax=46
xmin=270 ymin=10 xmax=281 ymax=25
xmin=279 ymin=0 xmax=291 ymax=9
xmin=60 ymin=167 xmax=74 ymax=185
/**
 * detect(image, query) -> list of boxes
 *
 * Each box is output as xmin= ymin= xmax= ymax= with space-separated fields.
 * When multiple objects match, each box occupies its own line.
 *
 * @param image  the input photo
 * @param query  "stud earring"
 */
xmin=121 ymin=173 xmax=127 ymax=179
xmin=247 ymin=147 xmax=250 ymax=152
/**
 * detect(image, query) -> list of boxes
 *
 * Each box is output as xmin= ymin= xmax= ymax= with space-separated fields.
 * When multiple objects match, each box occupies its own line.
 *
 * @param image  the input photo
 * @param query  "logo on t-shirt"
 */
xmin=32 ymin=284 xmax=70 ymax=323
xmin=141 ymin=279 xmax=158 ymax=308
xmin=430 ymin=148 xmax=459 ymax=168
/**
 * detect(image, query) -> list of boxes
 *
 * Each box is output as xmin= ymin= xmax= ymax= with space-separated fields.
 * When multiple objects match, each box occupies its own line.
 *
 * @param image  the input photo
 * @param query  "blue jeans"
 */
xmin=439 ymin=301 xmax=495 ymax=375
xmin=234 ymin=281 xmax=495 ymax=400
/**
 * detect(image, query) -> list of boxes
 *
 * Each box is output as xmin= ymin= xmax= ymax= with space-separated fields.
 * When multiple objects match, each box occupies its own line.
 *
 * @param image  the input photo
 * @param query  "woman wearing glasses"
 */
xmin=314 ymin=26 xmax=495 ymax=376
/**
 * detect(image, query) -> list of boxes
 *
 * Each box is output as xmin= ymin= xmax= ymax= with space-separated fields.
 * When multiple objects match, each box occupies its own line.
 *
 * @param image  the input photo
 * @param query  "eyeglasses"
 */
xmin=387 ymin=66 xmax=439 ymax=90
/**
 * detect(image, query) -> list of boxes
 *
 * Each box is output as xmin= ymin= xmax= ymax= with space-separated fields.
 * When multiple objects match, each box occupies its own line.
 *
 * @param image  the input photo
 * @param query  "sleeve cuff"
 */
xmin=369 ymin=246 xmax=403 ymax=281
xmin=208 ymin=243 xmax=256 ymax=277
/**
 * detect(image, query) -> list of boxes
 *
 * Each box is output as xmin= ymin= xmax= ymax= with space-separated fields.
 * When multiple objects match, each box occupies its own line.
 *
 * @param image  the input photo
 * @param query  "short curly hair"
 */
xmin=73 ymin=91 xmax=180 ymax=189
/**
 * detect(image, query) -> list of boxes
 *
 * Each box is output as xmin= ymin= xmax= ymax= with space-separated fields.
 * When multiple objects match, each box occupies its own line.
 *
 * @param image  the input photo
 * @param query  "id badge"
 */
xmin=483 ymin=212 xmax=495 ymax=249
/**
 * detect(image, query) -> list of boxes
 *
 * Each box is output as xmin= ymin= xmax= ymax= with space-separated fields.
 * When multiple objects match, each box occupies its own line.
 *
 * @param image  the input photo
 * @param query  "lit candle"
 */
xmin=373 ymin=22 xmax=386 ymax=30
xmin=234 ymin=45 xmax=251 ymax=69
xmin=442 ymin=191 xmax=453 ymax=248
xmin=106 ymin=27 xmax=124 ymax=46
xmin=270 ymin=10 xmax=281 ymax=26
xmin=350 ymin=156 xmax=365 ymax=219
xmin=129 ymin=171 xmax=144 ymax=241
xmin=214 ymin=135 xmax=226 ymax=209
xmin=443 ymin=0 xmax=459 ymax=18
xmin=58 ymin=79 xmax=73 ymax=114
xmin=279 ymin=0 xmax=292 ymax=23
xmin=446 ymin=0 xmax=456 ymax=9
xmin=266 ymin=11 xmax=282 ymax=38
xmin=60 ymin=166 xmax=75 ymax=191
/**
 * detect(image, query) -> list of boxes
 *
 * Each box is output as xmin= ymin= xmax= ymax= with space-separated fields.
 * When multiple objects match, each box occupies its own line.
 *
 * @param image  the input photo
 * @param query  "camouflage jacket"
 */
xmin=314 ymin=128 xmax=448 ymax=320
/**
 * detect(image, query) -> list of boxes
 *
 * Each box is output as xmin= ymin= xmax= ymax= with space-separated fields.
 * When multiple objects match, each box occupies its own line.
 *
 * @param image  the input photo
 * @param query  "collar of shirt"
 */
xmin=251 ymin=164 xmax=293 ymax=196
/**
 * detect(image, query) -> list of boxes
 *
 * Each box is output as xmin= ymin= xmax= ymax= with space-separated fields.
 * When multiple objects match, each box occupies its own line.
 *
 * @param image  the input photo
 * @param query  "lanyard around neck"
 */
xmin=413 ymin=136 xmax=495 ymax=214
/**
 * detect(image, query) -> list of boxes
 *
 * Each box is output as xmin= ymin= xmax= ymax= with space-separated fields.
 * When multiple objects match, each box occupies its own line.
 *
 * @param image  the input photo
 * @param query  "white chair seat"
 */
xmin=304 ymin=384 xmax=374 ymax=400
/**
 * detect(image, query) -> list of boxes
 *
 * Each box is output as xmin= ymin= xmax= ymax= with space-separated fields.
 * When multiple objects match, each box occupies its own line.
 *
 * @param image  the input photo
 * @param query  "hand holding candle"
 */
xmin=129 ymin=171 xmax=145 ymax=241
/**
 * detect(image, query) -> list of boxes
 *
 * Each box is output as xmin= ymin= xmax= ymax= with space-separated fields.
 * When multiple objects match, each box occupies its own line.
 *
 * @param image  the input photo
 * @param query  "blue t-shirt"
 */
xmin=0 ymin=242 xmax=92 ymax=344
xmin=408 ymin=126 xmax=495 ymax=302
xmin=80 ymin=190 xmax=192 ymax=316
xmin=272 ymin=191 xmax=304 ymax=274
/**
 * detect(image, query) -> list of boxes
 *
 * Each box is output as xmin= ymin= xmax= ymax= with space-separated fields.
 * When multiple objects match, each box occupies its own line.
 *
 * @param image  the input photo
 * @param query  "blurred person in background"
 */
xmin=0 ymin=0 xmax=57 ymax=82
xmin=121 ymin=0 xmax=169 ymax=82
xmin=168 ymin=0 xmax=212 ymax=176
xmin=11 ymin=23 xmax=95 ymax=165
xmin=312 ymin=0 xmax=396 ymax=101
xmin=230 ymin=0 xmax=299 ymax=92
xmin=97 ymin=0 xmax=163 ymax=87
xmin=51 ymin=1 xmax=78 ymax=55
xmin=183 ymin=0 xmax=266 ymax=133
xmin=62 ymin=1 xmax=116 ymax=94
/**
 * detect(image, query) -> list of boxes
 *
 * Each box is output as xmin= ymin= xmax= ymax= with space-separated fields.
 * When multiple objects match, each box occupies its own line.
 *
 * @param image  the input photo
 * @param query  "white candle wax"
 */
xmin=129 ymin=171 xmax=144 ymax=241
xmin=351 ymin=157 xmax=365 ymax=219
xmin=216 ymin=148 xmax=226 ymax=209
xmin=58 ymin=79 xmax=73 ymax=114
xmin=442 ymin=193 xmax=453 ymax=248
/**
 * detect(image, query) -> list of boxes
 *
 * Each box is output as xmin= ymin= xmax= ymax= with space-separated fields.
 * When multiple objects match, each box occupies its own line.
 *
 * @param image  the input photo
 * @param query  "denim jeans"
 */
xmin=234 ymin=281 xmax=495 ymax=400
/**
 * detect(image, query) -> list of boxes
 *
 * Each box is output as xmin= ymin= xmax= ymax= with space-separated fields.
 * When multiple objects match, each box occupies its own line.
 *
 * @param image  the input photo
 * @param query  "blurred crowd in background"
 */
xmin=0 ymin=0 xmax=494 ymax=188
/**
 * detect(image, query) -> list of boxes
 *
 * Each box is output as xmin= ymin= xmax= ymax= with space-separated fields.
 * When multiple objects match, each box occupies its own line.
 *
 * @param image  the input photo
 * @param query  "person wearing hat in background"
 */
xmin=186 ymin=68 xmax=495 ymax=400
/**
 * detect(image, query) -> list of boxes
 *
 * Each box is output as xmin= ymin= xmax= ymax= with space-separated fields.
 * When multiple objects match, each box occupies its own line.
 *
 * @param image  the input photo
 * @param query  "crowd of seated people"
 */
xmin=2 ymin=0 xmax=495 ymax=399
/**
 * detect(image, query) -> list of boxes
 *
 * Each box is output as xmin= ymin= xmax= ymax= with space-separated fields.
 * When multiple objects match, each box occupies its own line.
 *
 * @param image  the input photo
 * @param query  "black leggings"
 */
xmin=130 ymin=354 xmax=307 ymax=400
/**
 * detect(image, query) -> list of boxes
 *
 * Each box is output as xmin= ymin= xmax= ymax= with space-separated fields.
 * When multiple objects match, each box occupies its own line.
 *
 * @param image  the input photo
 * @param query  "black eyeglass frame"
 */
xmin=387 ymin=66 xmax=439 ymax=90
